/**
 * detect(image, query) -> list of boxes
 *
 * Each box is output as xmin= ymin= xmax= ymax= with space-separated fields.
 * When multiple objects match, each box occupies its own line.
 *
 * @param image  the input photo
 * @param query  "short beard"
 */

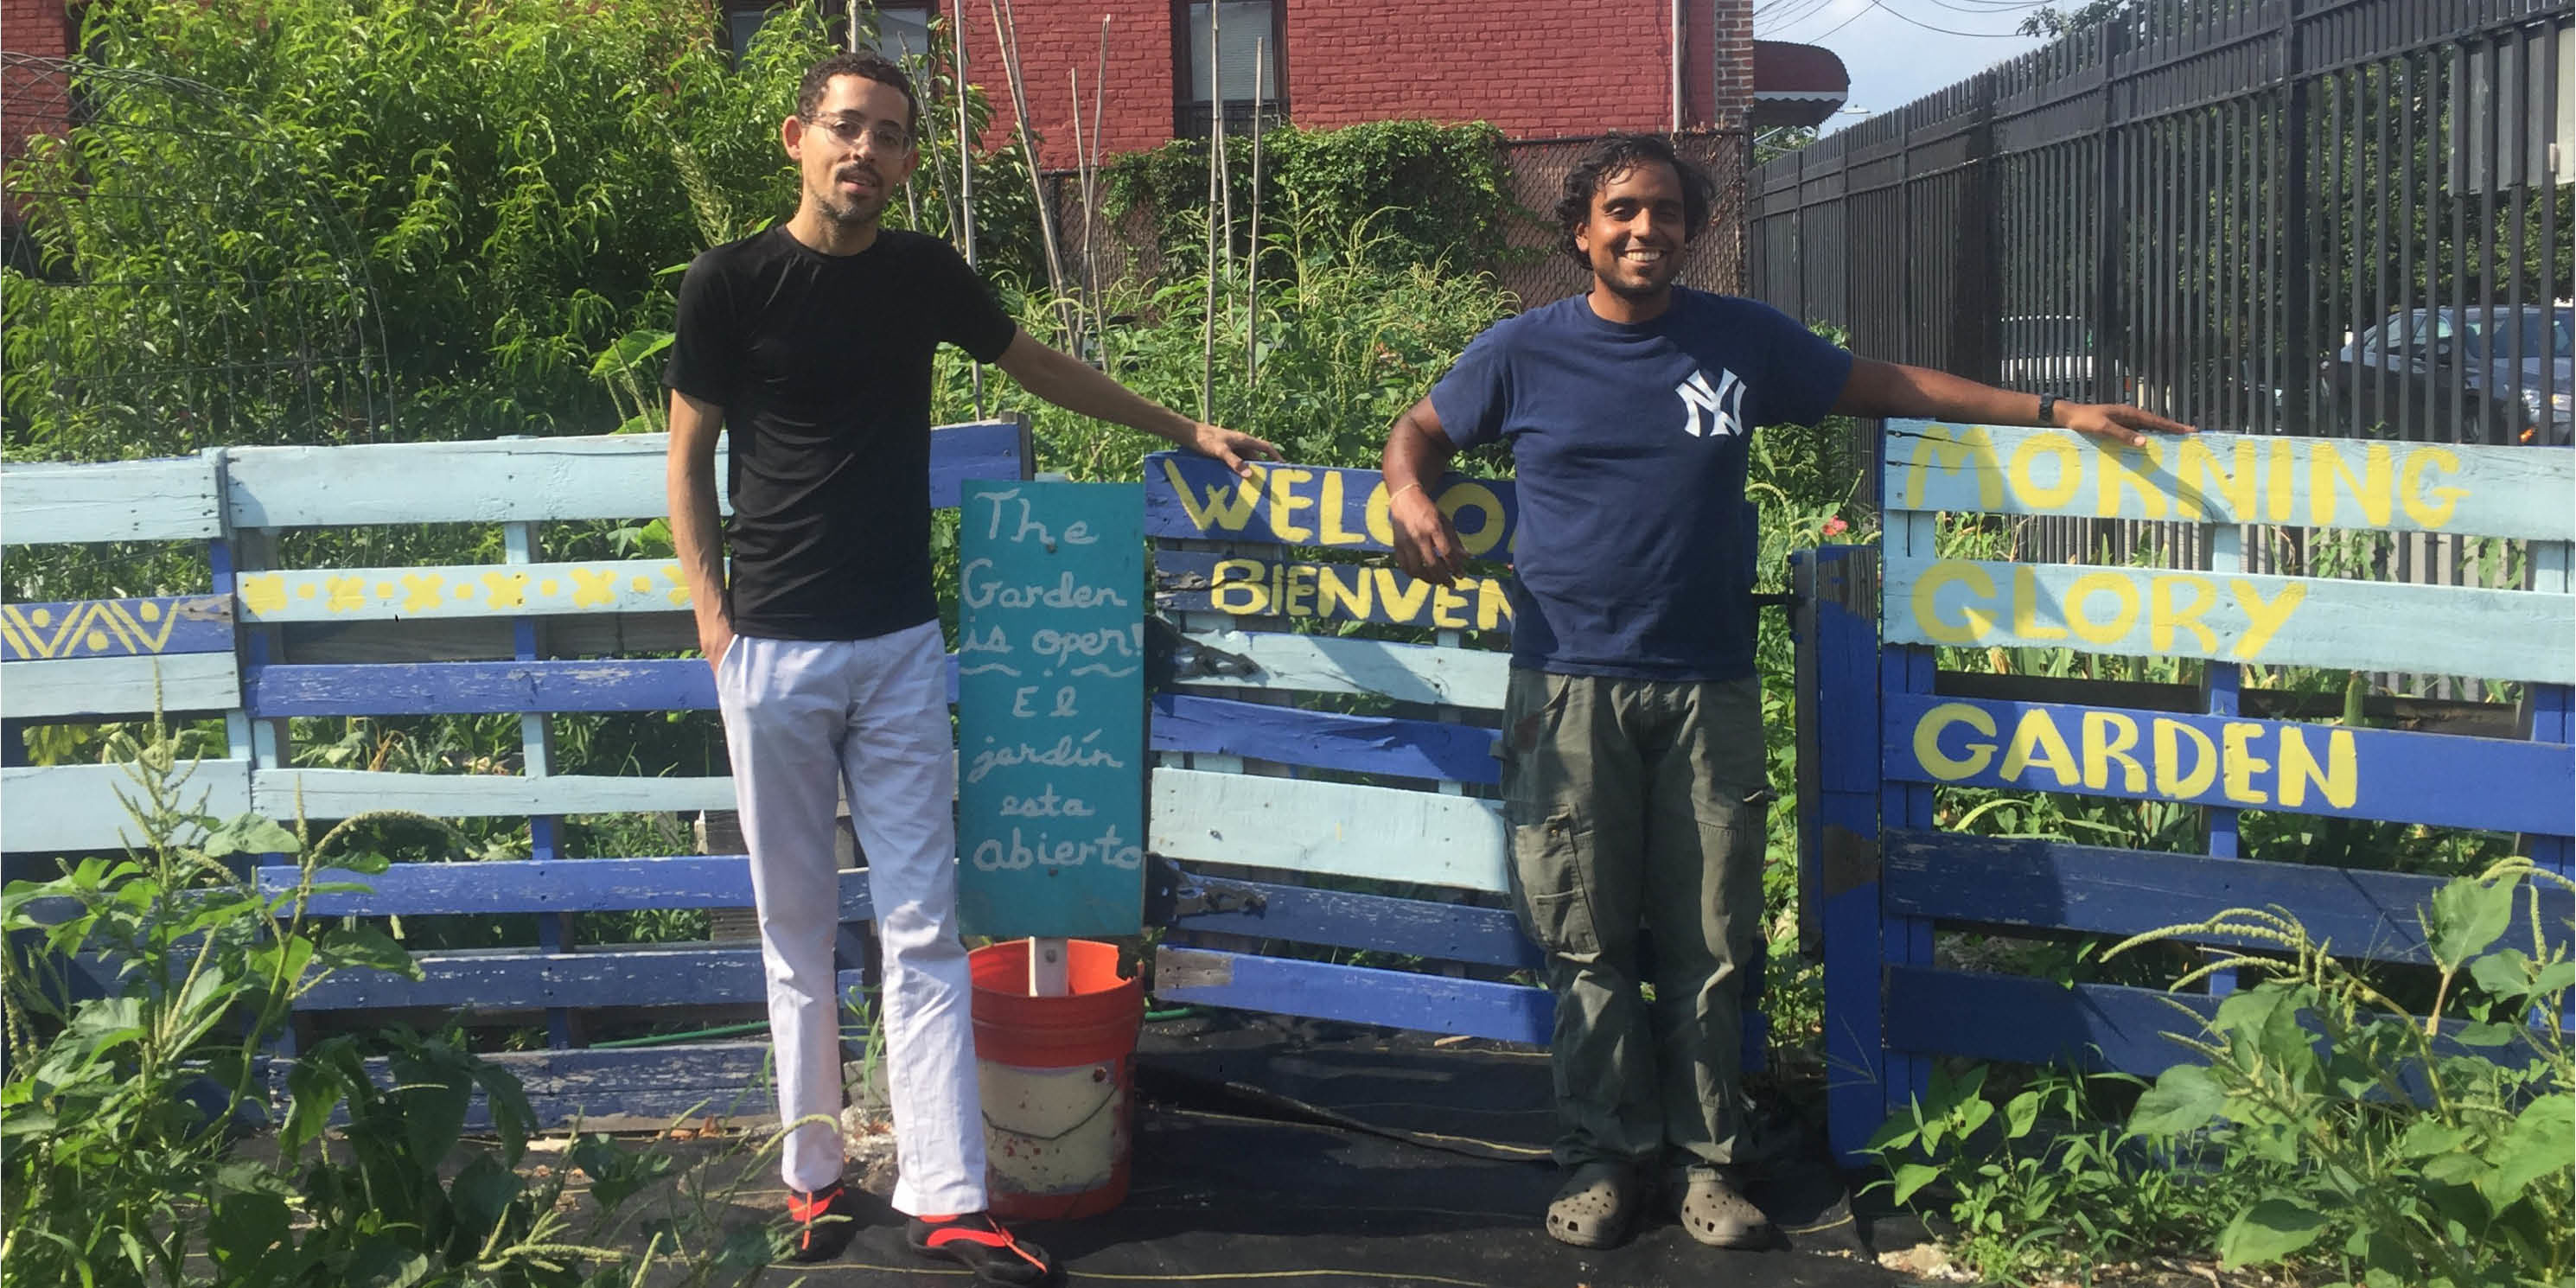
xmin=816 ymin=188 xmax=887 ymax=229
xmin=1595 ymin=265 xmax=1671 ymax=300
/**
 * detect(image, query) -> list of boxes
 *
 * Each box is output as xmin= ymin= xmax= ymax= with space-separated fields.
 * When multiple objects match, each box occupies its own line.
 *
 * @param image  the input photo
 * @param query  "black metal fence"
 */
xmin=1751 ymin=0 xmax=2571 ymax=500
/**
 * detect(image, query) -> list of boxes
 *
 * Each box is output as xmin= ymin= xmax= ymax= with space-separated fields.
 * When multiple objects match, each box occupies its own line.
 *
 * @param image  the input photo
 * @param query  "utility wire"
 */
xmin=1859 ymin=0 xmax=2035 ymax=37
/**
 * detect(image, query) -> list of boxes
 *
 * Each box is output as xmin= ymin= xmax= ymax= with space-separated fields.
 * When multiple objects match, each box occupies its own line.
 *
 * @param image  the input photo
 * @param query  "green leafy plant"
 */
xmin=2116 ymin=858 xmax=2573 ymax=1287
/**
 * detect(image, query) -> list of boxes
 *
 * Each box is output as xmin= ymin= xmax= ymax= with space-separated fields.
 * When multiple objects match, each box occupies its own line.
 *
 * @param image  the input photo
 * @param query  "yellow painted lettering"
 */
xmin=2149 ymin=574 xmax=2219 ymax=654
xmin=1363 ymin=481 xmax=1396 ymax=545
xmin=1474 ymin=577 xmax=1513 ymax=630
xmin=1210 ymin=558 xmax=1268 ymax=614
xmin=2277 ymin=725 xmax=2358 ymax=809
xmin=2006 ymin=432 xmax=2084 ymax=510
xmin=2065 ymin=571 xmax=2142 ymax=645
xmin=2100 ymin=441 xmax=2167 ymax=519
xmin=1315 ymin=564 xmax=1374 ymax=619
xmin=1431 ymin=583 xmax=1470 ymax=628
xmin=1283 ymin=564 xmax=1317 ymax=617
xmin=2221 ymin=722 xmax=2272 ymax=805
xmin=1439 ymin=481 xmax=1508 ymax=557
xmin=2001 ymin=709 xmax=2082 ymax=787
xmin=1374 ymin=567 xmax=1433 ymax=622
xmin=1161 ymin=457 xmax=1262 ymax=532
xmin=1317 ymin=471 xmax=1365 ymax=545
xmin=2309 ymin=440 xmax=2394 ymax=529
xmin=2011 ymin=565 xmax=2069 ymax=641
xmin=2398 ymin=445 xmax=2467 ymax=529
xmin=1267 ymin=469 xmax=1317 ymax=543
xmin=2081 ymin=711 xmax=2148 ymax=793
xmin=2265 ymin=437 xmax=2298 ymax=522
xmin=2228 ymin=579 xmax=2308 ymax=660
xmin=1902 ymin=423 xmax=2003 ymax=511
xmin=2153 ymin=718 xmax=2218 ymax=798
xmin=1914 ymin=702 xmax=1999 ymax=780
xmin=2173 ymin=437 xmax=2258 ymax=521
xmin=1910 ymin=559 xmax=1999 ymax=645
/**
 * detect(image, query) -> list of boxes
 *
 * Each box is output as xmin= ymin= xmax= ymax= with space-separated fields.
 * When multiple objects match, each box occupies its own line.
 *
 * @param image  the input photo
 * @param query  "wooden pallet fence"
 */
xmin=1804 ymin=421 xmax=2576 ymax=1164
xmin=0 ymin=420 xmax=1031 ymax=1125
xmin=1139 ymin=451 xmax=1789 ymax=1064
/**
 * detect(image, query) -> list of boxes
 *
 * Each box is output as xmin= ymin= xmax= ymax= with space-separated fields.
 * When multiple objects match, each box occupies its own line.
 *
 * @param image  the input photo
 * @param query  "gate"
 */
xmin=1799 ymin=420 xmax=2574 ymax=1161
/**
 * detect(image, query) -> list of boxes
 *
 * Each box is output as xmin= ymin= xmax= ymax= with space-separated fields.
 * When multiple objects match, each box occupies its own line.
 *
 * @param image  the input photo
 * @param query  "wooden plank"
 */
xmin=1886 ymin=693 xmax=2576 ymax=834
xmin=221 ymin=421 xmax=1028 ymax=527
xmin=262 ymin=858 xmax=875 ymax=922
xmin=2 ymin=760 xmax=254 ymax=854
xmin=331 ymin=1042 xmax=782 ymax=1130
xmin=1884 ymin=966 xmax=2541 ymax=1079
xmin=0 ymin=596 xmax=233 ymax=661
xmin=1879 ymin=830 xmax=2574 ymax=966
xmin=1145 ymin=451 xmax=1518 ymax=554
xmin=1884 ymin=966 xmax=2216 ymax=1077
xmin=247 ymin=660 xmax=713 ymax=717
xmin=1153 ymin=947 xmax=1552 ymax=1043
xmin=1148 ymin=769 xmax=1508 ymax=894
xmin=293 ymin=948 xmax=865 ymax=1011
xmin=252 ymin=769 xmax=736 ymax=819
xmin=280 ymin=612 xmax=695 ymax=663
xmin=1 ymin=653 xmax=241 ymax=720
xmin=1171 ymin=626 xmax=1509 ymax=710
xmin=237 ymin=558 xmax=696 ymax=624
xmin=1156 ymin=867 xmax=1540 ymax=969
xmin=1155 ymin=551 xmax=1515 ymax=632
xmin=1935 ymin=670 xmax=2526 ymax=738
xmin=1 ymin=456 xmax=224 ymax=544
xmin=1883 ymin=554 xmax=2575 ymax=685
xmin=1151 ymin=693 xmax=1501 ymax=785
xmin=1883 ymin=421 xmax=2575 ymax=539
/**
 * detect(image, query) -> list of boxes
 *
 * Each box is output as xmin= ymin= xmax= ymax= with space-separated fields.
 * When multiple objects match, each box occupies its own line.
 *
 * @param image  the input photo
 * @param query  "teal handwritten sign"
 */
xmin=955 ymin=481 xmax=1146 ymax=939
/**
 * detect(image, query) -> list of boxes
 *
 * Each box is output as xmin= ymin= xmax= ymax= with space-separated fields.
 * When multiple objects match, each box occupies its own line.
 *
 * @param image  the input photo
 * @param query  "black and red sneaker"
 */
xmin=905 ymin=1210 xmax=1057 ymax=1285
xmin=783 ymin=1181 xmax=861 ymax=1264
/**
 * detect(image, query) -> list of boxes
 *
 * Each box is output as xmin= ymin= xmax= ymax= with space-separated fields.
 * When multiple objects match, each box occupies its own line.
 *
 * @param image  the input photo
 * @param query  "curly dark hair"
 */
xmin=1553 ymin=133 xmax=1712 ymax=265
xmin=796 ymin=52 xmax=919 ymax=138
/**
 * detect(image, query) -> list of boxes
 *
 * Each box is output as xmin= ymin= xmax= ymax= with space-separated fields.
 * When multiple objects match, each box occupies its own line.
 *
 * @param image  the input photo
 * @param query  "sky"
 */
xmin=1753 ymin=0 xmax=2053 ymax=134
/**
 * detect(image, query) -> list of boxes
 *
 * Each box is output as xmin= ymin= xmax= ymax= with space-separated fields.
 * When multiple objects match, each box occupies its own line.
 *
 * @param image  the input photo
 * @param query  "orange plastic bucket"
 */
xmin=968 ymin=939 xmax=1144 ymax=1220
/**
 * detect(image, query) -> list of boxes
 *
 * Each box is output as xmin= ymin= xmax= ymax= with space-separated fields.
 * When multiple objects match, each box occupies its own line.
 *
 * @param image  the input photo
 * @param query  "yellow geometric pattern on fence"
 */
xmin=234 ymin=563 xmax=693 ymax=622
xmin=0 ymin=599 xmax=191 ymax=659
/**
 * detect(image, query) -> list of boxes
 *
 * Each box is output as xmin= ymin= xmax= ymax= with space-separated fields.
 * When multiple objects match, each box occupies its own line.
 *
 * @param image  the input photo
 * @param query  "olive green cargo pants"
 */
xmin=1500 ymin=668 xmax=1769 ymax=1178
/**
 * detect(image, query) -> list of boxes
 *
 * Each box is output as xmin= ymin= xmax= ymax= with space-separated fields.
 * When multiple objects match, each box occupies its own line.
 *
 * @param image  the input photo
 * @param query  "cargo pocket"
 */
xmin=1508 ymin=807 xmax=1600 ymax=959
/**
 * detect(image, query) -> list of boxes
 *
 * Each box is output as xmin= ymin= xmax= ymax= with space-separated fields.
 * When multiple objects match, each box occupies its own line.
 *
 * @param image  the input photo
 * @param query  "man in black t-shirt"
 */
xmin=665 ymin=52 xmax=1275 ymax=1278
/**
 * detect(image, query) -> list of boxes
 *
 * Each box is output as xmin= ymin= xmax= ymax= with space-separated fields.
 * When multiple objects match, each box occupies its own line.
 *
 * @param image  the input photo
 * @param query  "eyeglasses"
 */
xmin=806 ymin=112 xmax=912 ymax=152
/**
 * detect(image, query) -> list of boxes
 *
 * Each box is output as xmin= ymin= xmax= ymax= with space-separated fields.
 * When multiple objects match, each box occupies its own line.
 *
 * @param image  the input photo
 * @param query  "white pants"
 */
xmin=717 ymin=624 xmax=986 ymax=1215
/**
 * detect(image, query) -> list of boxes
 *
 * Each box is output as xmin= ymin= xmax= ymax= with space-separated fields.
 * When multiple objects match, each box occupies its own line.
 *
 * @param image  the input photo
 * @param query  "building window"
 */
xmin=1177 ymin=0 xmax=1284 ymax=136
xmin=727 ymin=3 xmax=937 ymax=67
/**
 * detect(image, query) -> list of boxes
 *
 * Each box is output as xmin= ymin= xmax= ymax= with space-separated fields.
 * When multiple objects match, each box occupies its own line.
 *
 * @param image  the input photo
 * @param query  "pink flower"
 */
xmin=1821 ymin=515 xmax=1848 ymax=537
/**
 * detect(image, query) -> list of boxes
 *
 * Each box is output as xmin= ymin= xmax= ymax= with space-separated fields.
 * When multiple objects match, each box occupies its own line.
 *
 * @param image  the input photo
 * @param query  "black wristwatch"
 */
xmin=2036 ymin=392 xmax=2058 ymax=425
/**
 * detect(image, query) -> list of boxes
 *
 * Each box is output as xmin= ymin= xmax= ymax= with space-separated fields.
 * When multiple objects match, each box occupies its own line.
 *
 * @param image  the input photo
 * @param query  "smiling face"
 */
xmin=782 ymin=73 xmax=917 ymax=231
xmin=1573 ymin=160 xmax=1688 ymax=311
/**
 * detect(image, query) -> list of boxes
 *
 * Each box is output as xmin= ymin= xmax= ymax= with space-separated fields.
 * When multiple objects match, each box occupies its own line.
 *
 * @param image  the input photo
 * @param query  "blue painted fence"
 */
xmin=1 ymin=421 xmax=1031 ymax=1123
xmin=1804 ymin=422 xmax=2576 ymax=1164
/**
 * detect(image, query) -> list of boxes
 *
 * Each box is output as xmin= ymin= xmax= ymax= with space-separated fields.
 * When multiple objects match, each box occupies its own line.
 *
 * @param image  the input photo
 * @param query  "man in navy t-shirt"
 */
xmin=1382 ymin=134 xmax=2187 ymax=1253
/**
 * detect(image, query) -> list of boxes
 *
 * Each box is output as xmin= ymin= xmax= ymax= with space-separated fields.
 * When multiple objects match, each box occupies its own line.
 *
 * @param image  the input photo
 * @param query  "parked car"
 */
xmin=2319 ymin=305 xmax=2574 ymax=445
xmin=1999 ymin=314 xmax=2098 ymax=394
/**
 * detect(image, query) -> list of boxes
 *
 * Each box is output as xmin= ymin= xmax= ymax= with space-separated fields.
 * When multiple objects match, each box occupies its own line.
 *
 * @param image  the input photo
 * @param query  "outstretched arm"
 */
xmin=1380 ymin=397 xmax=1464 ymax=586
xmin=1832 ymin=357 xmax=2195 ymax=446
xmin=993 ymin=328 xmax=1281 ymax=476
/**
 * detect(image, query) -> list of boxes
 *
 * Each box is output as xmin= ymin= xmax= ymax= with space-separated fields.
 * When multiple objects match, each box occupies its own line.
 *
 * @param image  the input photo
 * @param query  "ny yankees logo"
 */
xmin=1675 ymin=368 xmax=1747 ymax=438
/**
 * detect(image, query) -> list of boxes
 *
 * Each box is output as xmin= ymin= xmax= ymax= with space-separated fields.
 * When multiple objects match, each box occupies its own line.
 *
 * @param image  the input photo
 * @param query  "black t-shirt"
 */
xmin=664 ymin=226 xmax=1017 ymax=640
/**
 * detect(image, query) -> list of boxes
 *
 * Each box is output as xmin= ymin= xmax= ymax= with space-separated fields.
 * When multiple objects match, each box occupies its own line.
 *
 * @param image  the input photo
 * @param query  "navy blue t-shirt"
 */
xmin=1431 ymin=288 xmax=1853 ymax=681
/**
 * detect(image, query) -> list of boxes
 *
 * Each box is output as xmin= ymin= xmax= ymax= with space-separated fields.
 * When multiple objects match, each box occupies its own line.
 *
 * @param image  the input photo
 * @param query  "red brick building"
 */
xmin=2 ymin=0 xmax=80 ymax=194
xmin=752 ymin=0 xmax=1762 ymax=169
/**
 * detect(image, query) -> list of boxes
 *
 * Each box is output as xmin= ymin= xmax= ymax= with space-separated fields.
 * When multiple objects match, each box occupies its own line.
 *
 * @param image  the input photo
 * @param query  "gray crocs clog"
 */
xmin=1543 ymin=1162 xmax=1651 ymax=1249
